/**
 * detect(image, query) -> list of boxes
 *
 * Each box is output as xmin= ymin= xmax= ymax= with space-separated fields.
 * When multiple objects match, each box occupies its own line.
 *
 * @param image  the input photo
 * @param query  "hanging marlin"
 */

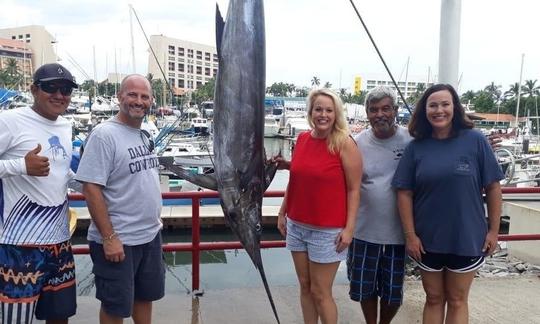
xmin=159 ymin=0 xmax=280 ymax=322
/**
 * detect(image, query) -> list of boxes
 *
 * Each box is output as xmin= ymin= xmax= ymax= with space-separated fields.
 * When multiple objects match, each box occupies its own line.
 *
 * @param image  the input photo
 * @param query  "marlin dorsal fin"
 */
xmin=215 ymin=3 xmax=225 ymax=60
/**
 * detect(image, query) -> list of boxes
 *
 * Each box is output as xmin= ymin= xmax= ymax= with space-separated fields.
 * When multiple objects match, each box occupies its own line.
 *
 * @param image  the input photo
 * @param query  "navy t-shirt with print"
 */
xmin=392 ymin=129 xmax=504 ymax=256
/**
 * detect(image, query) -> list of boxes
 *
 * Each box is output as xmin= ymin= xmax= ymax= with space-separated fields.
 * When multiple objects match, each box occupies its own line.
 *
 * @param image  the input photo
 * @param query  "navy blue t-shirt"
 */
xmin=392 ymin=129 xmax=504 ymax=256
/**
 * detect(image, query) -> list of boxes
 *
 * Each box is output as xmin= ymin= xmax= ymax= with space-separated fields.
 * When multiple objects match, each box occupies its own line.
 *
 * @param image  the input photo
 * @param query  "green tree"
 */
xmin=407 ymin=83 xmax=427 ymax=106
xmin=504 ymin=82 xmax=521 ymax=100
xmin=80 ymin=79 xmax=96 ymax=104
xmin=461 ymin=90 xmax=476 ymax=103
xmin=295 ymin=86 xmax=309 ymax=97
xmin=471 ymin=91 xmax=495 ymax=113
xmin=150 ymin=79 xmax=164 ymax=107
xmin=192 ymin=77 xmax=215 ymax=104
xmin=323 ymin=81 xmax=332 ymax=89
xmin=0 ymin=58 xmax=22 ymax=89
xmin=266 ymin=82 xmax=290 ymax=97
xmin=97 ymin=81 xmax=118 ymax=97
xmin=484 ymin=82 xmax=502 ymax=102
xmin=311 ymin=76 xmax=320 ymax=88
xmin=523 ymin=79 xmax=539 ymax=98
xmin=348 ymin=90 xmax=367 ymax=105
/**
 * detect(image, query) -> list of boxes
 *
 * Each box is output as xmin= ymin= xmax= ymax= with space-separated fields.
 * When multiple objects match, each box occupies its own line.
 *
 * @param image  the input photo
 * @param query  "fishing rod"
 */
xmin=129 ymin=5 xmax=177 ymax=107
xmin=129 ymin=5 xmax=196 ymax=151
xmin=348 ymin=0 xmax=412 ymax=114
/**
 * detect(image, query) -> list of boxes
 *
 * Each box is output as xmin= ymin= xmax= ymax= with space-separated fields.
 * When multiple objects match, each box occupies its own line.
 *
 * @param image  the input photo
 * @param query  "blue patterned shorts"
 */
xmin=347 ymin=238 xmax=405 ymax=305
xmin=0 ymin=241 xmax=76 ymax=322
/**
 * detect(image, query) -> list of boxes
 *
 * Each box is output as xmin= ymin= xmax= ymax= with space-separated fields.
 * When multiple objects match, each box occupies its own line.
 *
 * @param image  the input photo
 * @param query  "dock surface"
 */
xmin=39 ymin=275 xmax=540 ymax=323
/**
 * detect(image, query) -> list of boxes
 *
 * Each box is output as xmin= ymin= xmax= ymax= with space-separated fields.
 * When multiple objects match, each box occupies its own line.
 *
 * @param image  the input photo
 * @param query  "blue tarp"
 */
xmin=0 ymin=88 xmax=18 ymax=105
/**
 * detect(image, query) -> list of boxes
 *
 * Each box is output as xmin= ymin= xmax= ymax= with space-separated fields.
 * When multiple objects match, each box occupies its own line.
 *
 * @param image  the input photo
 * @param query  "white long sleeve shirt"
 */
xmin=0 ymin=106 xmax=72 ymax=245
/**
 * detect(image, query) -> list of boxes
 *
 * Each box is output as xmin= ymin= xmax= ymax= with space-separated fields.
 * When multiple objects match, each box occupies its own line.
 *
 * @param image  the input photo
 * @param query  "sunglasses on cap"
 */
xmin=37 ymin=81 xmax=74 ymax=96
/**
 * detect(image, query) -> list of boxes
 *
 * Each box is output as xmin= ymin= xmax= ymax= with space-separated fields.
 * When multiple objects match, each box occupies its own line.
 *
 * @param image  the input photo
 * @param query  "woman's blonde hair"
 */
xmin=306 ymin=88 xmax=350 ymax=154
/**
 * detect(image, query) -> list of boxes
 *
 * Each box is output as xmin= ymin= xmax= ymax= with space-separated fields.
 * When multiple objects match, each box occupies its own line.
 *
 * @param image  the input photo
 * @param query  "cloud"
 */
xmin=1 ymin=0 xmax=539 ymax=93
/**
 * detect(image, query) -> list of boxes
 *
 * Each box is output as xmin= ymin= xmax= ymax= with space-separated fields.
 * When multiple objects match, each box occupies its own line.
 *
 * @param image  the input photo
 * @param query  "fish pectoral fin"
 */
xmin=263 ymin=150 xmax=281 ymax=191
xmin=215 ymin=3 xmax=225 ymax=60
xmin=159 ymin=157 xmax=218 ymax=190
xmin=264 ymin=162 xmax=279 ymax=191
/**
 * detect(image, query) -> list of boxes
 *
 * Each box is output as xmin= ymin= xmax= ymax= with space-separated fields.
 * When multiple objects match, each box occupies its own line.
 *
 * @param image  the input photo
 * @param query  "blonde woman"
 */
xmin=277 ymin=89 xmax=362 ymax=324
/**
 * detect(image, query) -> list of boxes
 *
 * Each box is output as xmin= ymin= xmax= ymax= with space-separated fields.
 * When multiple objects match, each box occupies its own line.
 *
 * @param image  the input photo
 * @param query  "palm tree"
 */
xmin=461 ymin=90 xmax=476 ymax=103
xmin=523 ymin=79 xmax=540 ymax=98
xmin=484 ymin=82 xmax=502 ymax=101
xmin=504 ymin=82 xmax=521 ymax=100
xmin=295 ymin=86 xmax=309 ymax=97
xmin=1 ymin=58 xmax=22 ymax=89
xmin=407 ymin=83 xmax=427 ymax=106
xmin=311 ymin=76 xmax=320 ymax=88
xmin=323 ymin=81 xmax=332 ymax=89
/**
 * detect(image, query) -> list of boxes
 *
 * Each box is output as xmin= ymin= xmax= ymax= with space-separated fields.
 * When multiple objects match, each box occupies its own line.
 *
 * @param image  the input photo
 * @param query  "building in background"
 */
xmin=148 ymin=35 xmax=218 ymax=96
xmin=363 ymin=75 xmax=433 ymax=101
xmin=0 ymin=25 xmax=57 ymax=75
xmin=0 ymin=38 xmax=33 ymax=89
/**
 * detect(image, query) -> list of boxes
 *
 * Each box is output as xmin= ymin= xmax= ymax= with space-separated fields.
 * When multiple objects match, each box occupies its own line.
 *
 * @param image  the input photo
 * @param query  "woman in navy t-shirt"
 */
xmin=392 ymin=84 xmax=504 ymax=323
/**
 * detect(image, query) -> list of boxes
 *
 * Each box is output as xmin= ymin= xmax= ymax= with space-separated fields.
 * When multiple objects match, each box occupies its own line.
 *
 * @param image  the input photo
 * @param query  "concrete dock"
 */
xmin=37 ymin=275 xmax=539 ymax=323
xmin=73 ymin=205 xmax=282 ymax=229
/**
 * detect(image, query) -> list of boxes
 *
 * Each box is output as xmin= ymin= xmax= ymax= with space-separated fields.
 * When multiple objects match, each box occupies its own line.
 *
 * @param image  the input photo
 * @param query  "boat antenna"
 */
xmin=348 ymin=0 xmax=411 ymax=113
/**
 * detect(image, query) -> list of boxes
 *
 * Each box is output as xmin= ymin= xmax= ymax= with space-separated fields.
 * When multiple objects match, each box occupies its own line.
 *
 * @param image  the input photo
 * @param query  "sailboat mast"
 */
xmin=515 ymin=53 xmax=525 ymax=129
xmin=93 ymin=45 xmax=98 ymax=97
xmin=129 ymin=4 xmax=136 ymax=73
xmin=114 ymin=48 xmax=118 ymax=94
xmin=404 ymin=56 xmax=410 ymax=99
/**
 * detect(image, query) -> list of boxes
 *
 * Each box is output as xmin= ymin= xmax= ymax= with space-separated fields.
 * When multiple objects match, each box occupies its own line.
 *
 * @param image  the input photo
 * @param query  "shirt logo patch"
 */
xmin=393 ymin=148 xmax=404 ymax=160
xmin=455 ymin=157 xmax=471 ymax=175
xmin=47 ymin=136 xmax=68 ymax=160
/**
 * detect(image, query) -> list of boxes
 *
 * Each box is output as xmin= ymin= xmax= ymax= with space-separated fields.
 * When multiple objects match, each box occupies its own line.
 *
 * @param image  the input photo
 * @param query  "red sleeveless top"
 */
xmin=286 ymin=132 xmax=347 ymax=227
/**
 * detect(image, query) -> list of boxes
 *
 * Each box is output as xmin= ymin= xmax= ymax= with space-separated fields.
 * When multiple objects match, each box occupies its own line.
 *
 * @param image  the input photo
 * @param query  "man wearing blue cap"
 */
xmin=0 ymin=63 xmax=79 ymax=323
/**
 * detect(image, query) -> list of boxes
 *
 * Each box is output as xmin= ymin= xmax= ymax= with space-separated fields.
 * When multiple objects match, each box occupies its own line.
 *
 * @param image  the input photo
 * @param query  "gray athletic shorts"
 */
xmin=286 ymin=219 xmax=346 ymax=263
xmin=89 ymin=232 xmax=165 ymax=318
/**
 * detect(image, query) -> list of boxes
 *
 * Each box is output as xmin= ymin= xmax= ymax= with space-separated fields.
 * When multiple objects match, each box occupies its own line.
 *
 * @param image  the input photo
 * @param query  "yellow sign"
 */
xmin=353 ymin=76 xmax=362 ymax=95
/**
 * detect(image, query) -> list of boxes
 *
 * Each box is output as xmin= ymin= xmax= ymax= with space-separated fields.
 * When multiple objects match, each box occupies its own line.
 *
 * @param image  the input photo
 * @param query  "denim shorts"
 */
xmin=89 ymin=232 xmax=165 ymax=318
xmin=286 ymin=220 xmax=347 ymax=263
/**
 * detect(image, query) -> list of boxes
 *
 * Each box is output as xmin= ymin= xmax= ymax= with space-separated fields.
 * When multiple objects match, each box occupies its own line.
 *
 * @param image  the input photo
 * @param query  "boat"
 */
xmin=264 ymin=115 xmax=281 ymax=137
xmin=160 ymin=142 xmax=213 ymax=167
xmin=284 ymin=113 xmax=310 ymax=137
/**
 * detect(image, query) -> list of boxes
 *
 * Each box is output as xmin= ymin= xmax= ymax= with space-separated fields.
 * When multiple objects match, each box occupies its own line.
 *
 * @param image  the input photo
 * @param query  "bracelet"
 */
xmin=404 ymin=230 xmax=415 ymax=236
xmin=103 ymin=232 xmax=117 ymax=242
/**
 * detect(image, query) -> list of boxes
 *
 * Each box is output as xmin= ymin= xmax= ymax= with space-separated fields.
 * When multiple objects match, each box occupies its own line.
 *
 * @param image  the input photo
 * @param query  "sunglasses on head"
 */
xmin=37 ymin=82 xmax=74 ymax=96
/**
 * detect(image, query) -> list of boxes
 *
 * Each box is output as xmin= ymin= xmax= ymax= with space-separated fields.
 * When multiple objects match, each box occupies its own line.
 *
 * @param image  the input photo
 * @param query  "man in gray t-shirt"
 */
xmin=347 ymin=86 xmax=411 ymax=324
xmin=75 ymin=74 xmax=164 ymax=322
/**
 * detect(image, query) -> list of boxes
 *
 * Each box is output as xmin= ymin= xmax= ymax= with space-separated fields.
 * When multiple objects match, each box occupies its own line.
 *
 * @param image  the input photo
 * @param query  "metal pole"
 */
xmin=192 ymin=197 xmax=200 ymax=292
xmin=438 ymin=0 xmax=462 ymax=88
xmin=515 ymin=54 xmax=525 ymax=131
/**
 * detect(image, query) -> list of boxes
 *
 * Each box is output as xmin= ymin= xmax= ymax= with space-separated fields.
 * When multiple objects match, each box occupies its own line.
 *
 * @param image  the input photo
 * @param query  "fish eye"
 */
xmin=255 ymin=223 xmax=262 ymax=232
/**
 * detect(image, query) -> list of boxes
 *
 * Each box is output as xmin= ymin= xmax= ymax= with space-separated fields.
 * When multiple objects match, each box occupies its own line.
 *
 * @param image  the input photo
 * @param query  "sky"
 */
xmin=1 ymin=0 xmax=539 ymax=94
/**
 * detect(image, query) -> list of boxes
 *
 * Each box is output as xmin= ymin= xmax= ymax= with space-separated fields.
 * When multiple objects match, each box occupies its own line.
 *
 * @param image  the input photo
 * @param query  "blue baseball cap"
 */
xmin=33 ymin=63 xmax=78 ymax=88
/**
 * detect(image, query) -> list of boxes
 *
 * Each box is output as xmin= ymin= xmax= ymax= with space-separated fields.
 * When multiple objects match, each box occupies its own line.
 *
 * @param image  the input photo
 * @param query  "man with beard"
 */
xmin=76 ymin=74 xmax=164 ymax=324
xmin=347 ymin=86 xmax=411 ymax=324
